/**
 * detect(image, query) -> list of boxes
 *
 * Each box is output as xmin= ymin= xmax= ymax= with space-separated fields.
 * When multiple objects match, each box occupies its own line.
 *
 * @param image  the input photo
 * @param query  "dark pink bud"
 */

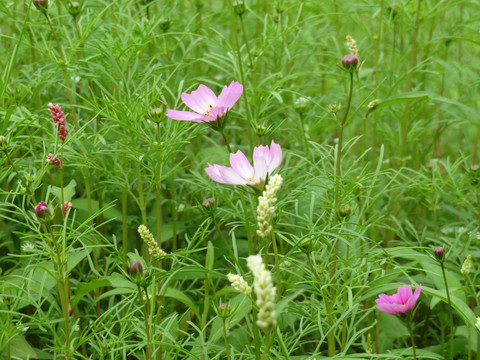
xmin=62 ymin=201 xmax=72 ymax=217
xmin=129 ymin=261 xmax=143 ymax=276
xmin=202 ymin=198 xmax=215 ymax=210
xmin=35 ymin=201 xmax=49 ymax=218
xmin=342 ymin=55 xmax=358 ymax=70
xmin=46 ymin=153 xmax=60 ymax=165
xmin=434 ymin=246 xmax=445 ymax=260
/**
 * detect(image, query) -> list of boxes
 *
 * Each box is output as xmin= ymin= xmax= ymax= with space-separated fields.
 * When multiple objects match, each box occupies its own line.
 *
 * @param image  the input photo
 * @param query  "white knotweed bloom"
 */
xmin=368 ymin=99 xmax=379 ymax=109
xmin=461 ymin=254 xmax=471 ymax=277
xmin=476 ymin=317 xmax=480 ymax=331
xmin=256 ymin=174 xmax=283 ymax=238
xmin=346 ymin=35 xmax=359 ymax=56
xmin=138 ymin=225 xmax=167 ymax=259
xmin=247 ymin=254 xmax=276 ymax=330
xmin=227 ymin=273 xmax=252 ymax=295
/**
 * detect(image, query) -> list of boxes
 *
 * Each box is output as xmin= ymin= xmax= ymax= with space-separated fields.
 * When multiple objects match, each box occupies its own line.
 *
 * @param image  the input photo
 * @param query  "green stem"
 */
xmin=137 ymin=284 xmax=152 ymax=360
xmin=270 ymin=229 xmax=282 ymax=295
xmin=222 ymin=318 xmax=231 ymax=360
xmin=238 ymin=13 xmax=254 ymax=66
xmin=260 ymin=329 xmax=276 ymax=360
xmin=44 ymin=12 xmax=79 ymax=131
xmin=408 ymin=313 xmax=417 ymax=360
xmin=220 ymin=129 xmax=232 ymax=154
xmin=135 ymin=161 xmax=149 ymax=262
xmin=239 ymin=191 xmax=254 ymax=254
xmin=212 ymin=214 xmax=245 ymax=277
xmin=335 ymin=72 xmax=354 ymax=211
xmin=440 ymin=261 xmax=454 ymax=360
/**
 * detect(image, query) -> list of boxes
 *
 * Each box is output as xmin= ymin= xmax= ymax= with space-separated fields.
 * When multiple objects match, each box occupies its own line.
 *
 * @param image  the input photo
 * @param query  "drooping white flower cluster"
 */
xmin=256 ymin=174 xmax=283 ymax=239
xmin=461 ymin=254 xmax=471 ymax=276
xmin=346 ymin=35 xmax=358 ymax=56
xmin=247 ymin=254 xmax=276 ymax=330
xmin=227 ymin=273 xmax=252 ymax=295
xmin=138 ymin=225 xmax=167 ymax=259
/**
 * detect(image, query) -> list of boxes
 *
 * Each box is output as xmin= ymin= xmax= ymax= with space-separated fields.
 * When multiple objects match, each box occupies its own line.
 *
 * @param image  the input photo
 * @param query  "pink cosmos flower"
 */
xmin=376 ymin=284 xmax=421 ymax=315
xmin=205 ymin=140 xmax=282 ymax=187
xmin=166 ymin=81 xmax=243 ymax=123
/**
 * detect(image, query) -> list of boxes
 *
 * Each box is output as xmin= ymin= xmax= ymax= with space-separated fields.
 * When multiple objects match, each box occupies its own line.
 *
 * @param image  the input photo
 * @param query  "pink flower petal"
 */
xmin=267 ymin=140 xmax=282 ymax=173
xmin=253 ymin=149 xmax=268 ymax=184
xmin=217 ymin=81 xmax=243 ymax=110
xmin=205 ymin=164 xmax=248 ymax=185
xmin=204 ymin=106 xmax=227 ymax=122
xmin=376 ymin=284 xmax=421 ymax=315
xmin=230 ymin=150 xmax=254 ymax=180
xmin=166 ymin=109 xmax=204 ymax=122
xmin=182 ymin=84 xmax=217 ymax=114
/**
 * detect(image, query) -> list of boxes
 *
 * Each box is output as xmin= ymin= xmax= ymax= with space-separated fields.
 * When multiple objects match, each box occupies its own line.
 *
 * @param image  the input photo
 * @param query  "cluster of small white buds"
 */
xmin=346 ymin=35 xmax=359 ymax=56
xmin=256 ymin=174 xmax=283 ymax=239
xmin=368 ymin=99 xmax=379 ymax=109
xmin=137 ymin=225 xmax=167 ymax=259
xmin=247 ymin=254 xmax=277 ymax=330
xmin=227 ymin=273 xmax=252 ymax=295
xmin=476 ymin=317 xmax=480 ymax=331
xmin=461 ymin=254 xmax=471 ymax=277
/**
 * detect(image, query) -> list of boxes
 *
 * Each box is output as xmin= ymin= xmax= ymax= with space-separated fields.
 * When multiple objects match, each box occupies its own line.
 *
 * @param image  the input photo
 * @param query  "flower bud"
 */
xmin=67 ymin=2 xmax=81 ymax=17
xmin=0 ymin=136 xmax=7 ymax=151
xmin=256 ymin=124 xmax=267 ymax=136
xmin=434 ymin=246 xmax=445 ymax=260
xmin=339 ymin=204 xmax=351 ymax=218
xmin=202 ymin=198 xmax=215 ymax=210
xmin=342 ymin=54 xmax=358 ymax=71
xmin=294 ymin=97 xmax=309 ymax=114
xmin=129 ymin=260 xmax=143 ymax=276
xmin=150 ymin=107 xmax=163 ymax=123
xmin=328 ymin=103 xmax=341 ymax=114
xmin=461 ymin=254 xmax=471 ymax=277
xmin=233 ymin=1 xmax=245 ymax=16
xmin=368 ymin=99 xmax=379 ymax=110
xmin=33 ymin=0 xmax=49 ymax=11
xmin=218 ymin=303 xmax=231 ymax=318
xmin=160 ymin=18 xmax=170 ymax=32
xmin=35 ymin=201 xmax=49 ymax=218
xmin=62 ymin=201 xmax=72 ymax=217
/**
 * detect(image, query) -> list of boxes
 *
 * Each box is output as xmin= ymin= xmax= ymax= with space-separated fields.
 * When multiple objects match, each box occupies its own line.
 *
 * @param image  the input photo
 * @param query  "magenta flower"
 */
xmin=376 ymin=284 xmax=421 ymax=315
xmin=166 ymin=81 xmax=243 ymax=123
xmin=35 ymin=201 xmax=49 ymax=218
xmin=205 ymin=140 xmax=282 ymax=187
xmin=48 ymin=103 xmax=67 ymax=142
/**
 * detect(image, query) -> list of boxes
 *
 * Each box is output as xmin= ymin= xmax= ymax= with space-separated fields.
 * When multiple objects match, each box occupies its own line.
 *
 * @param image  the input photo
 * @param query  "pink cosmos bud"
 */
xmin=342 ymin=55 xmax=358 ymax=70
xmin=339 ymin=204 xmax=351 ymax=218
xmin=129 ymin=261 xmax=143 ymax=276
xmin=33 ymin=0 xmax=49 ymax=11
xmin=434 ymin=246 xmax=445 ymax=260
xmin=62 ymin=201 xmax=72 ymax=216
xmin=202 ymin=198 xmax=215 ymax=210
xmin=67 ymin=2 xmax=81 ymax=17
xmin=35 ymin=201 xmax=49 ymax=218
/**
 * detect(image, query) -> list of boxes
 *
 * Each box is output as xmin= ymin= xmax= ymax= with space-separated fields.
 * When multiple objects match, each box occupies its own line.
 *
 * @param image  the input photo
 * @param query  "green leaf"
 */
xmin=164 ymin=288 xmax=201 ymax=322
xmin=71 ymin=198 xmax=122 ymax=222
xmin=70 ymin=279 xmax=110 ymax=309
xmin=50 ymin=179 xmax=77 ymax=203
xmin=2 ymin=332 xmax=38 ymax=359
xmin=205 ymin=241 xmax=214 ymax=271
xmin=422 ymin=286 xmax=476 ymax=327
xmin=368 ymin=92 xmax=429 ymax=113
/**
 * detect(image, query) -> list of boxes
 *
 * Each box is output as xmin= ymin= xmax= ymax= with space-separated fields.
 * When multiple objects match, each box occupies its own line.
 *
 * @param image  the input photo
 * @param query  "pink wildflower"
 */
xmin=375 ymin=284 xmax=421 ymax=315
xmin=48 ymin=103 xmax=67 ymax=142
xmin=46 ymin=153 xmax=60 ymax=165
xmin=35 ymin=201 xmax=49 ymax=218
xmin=166 ymin=81 xmax=243 ymax=123
xmin=205 ymin=140 xmax=282 ymax=188
xmin=62 ymin=201 xmax=72 ymax=217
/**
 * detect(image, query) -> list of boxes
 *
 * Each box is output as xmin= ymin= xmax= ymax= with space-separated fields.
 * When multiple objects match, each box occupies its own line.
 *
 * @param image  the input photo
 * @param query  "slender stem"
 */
xmin=239 ymin=191 xmax=254 ymax=254
xmin=122 ymin=187 xmax=128 ymax=263
xmin=298 ymin=113 xmax=308 ymax=156
xmin=238 ymin=14 xmax=254 ymax=66
xmin=440 ymin=261 xmax=454 ymax=360
xmin=229 ymin=0 xmax=254 ymax=151
xmin=334 ymin=72 xmax=354 ymax=210
xmin=135 ymin=161 xmax=149 ymax=263
xmin=408 ymin=313 xmax=417 ymax=360
xmin=137 ymin=284 xmax=152 ymax=360
xmin=222 ymin=318 xmax=231 ymax=360
xmin=220 ymin=129 xmax=232 ymax=154
xmin=212 ymin=214 xmax=245 ymax=277
xmin=270 ymin=229 xmax=282 ymax=295
xmin=44 ymin=12 xmax=79 ymax=131
xmin=201 ymin=271 xmax=210 ymax=339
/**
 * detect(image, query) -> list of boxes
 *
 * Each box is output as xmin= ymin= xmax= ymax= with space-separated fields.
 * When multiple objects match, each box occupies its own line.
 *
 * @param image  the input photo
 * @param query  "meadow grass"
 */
xmin=1 ymin=0 xmax=480 ymax=359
